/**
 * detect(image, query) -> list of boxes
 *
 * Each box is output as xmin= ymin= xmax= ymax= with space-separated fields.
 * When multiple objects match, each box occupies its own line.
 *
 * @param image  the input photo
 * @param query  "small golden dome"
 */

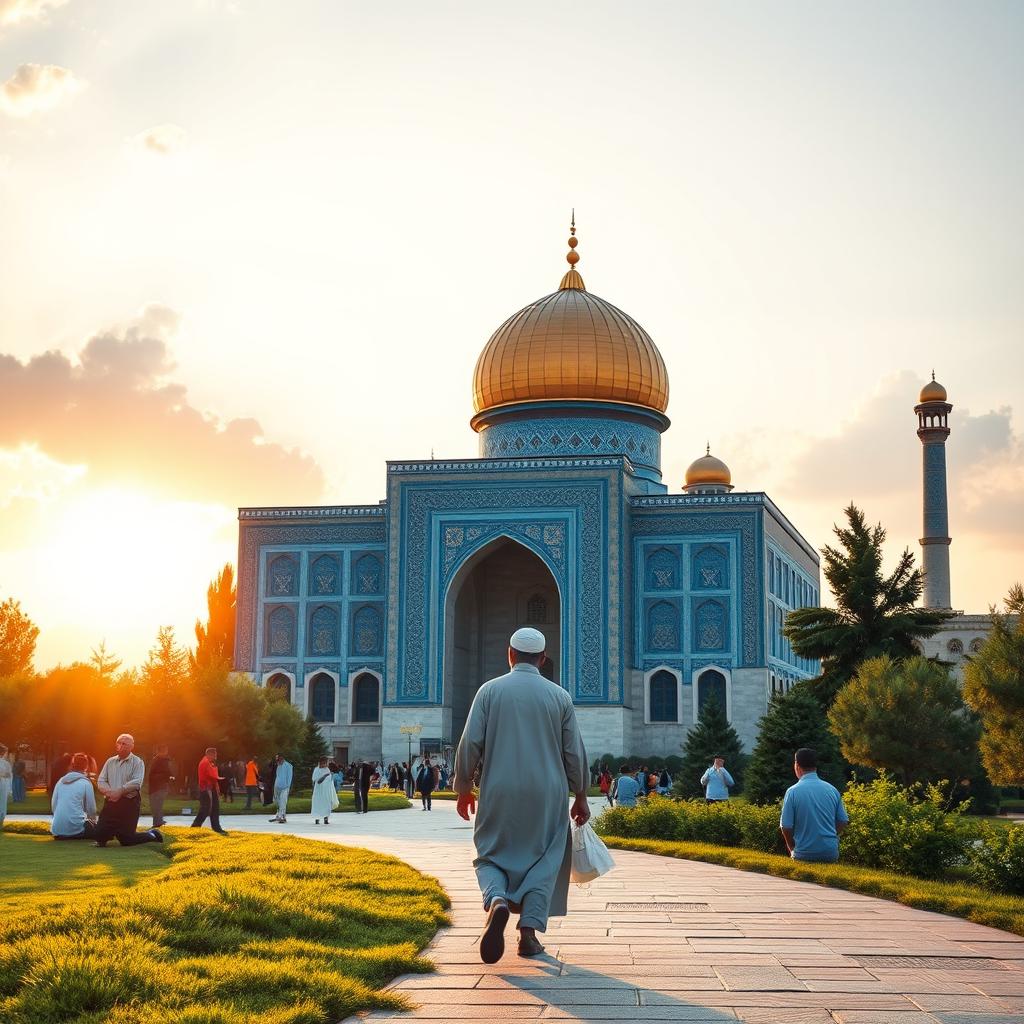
xmin=685 ymin=448 xmax=731 ymax=487
xmin=919 ymin=374 xmax=947 ymax=403
xmin=472 ymin=219 xmax=669 ymax=417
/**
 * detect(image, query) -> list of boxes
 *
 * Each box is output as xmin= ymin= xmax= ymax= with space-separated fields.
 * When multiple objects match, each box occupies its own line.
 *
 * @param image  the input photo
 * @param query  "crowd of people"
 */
xmin=596 ymin=763 xmax=674 ymax=806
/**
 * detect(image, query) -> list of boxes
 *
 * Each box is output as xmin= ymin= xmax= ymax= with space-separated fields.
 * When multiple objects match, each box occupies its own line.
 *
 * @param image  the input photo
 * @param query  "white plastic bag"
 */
xmin=570 ymin=821 xmax=615 ymax=883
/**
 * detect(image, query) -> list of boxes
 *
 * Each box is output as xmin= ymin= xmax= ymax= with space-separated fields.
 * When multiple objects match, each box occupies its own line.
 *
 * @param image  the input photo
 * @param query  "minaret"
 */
xmin=915 ymin=373 xmax=953 ymax=609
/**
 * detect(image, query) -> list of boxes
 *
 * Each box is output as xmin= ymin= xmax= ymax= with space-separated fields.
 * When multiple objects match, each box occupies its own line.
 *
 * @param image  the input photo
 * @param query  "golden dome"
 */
xmin=685 ymin=448 xmax=732 ymax=487
xmin=472 ymin=221 xmax=669 ymax=417
xmin=919 ymin=374 xmax=947 ymax=403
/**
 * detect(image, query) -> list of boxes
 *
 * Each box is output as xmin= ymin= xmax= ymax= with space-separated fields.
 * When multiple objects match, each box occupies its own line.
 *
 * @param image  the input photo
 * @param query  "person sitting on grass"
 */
xmin=312 ymin=756 xmax=339 ymax=825
xmin=94 ymin=733 xmax=162 ymax=847
xmin=51 ymin=752 xmax=98 ymax=840
xmin=780 ymin=746 xmax=849 ymax=863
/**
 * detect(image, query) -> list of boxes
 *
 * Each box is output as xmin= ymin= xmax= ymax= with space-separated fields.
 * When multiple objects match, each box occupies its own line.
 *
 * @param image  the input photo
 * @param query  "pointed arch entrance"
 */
xmin=443 ymin=536 xmax=562 ymax=742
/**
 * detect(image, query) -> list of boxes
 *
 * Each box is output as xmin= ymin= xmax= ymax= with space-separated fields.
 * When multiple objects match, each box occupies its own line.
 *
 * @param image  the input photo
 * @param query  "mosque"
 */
xmin=232 ymin=223 xmax=821 ymax=765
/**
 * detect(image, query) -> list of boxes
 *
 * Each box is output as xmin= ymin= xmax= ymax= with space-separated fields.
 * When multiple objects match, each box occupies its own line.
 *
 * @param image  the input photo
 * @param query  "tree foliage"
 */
xmin=963 ymin=583 xmax=1024 ymax=786
xmin=784 ymin=504 xmax=946 ymax=705
xmin=674 ymin=697 xmax=745 ymax=800
xmin=0 ymin=598 xmax=39 ymax=677
xmin=829 ymin=654 xmax=979 ymax=787
xmin=192 ymin=563 xmax=236 ymax=673
xmin=744 ymin=685 xmax=843 ymax=805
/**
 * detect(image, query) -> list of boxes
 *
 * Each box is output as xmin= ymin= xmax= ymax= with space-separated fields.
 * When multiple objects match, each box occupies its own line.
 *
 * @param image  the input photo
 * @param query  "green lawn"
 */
xmin=0 ymin=820 xmax=449 ymax=1024
xmin=10 ymin=788 xmax=410 ymax=817
xmin=602 ymin=834 xmax=1024 ymax=938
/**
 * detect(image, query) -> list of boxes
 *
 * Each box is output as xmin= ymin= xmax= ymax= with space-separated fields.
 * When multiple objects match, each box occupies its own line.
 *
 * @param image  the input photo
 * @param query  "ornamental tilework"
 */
xmin=236 ymin=522 xmax=385 ymax=671
xmin=645 ymin=546 xmax=680 ymax=590
xmin=266 ymin=554 xmax=298 ymax=598
xmin=692 ymin=545 xmax=728 ymax=590
xmin=307 ymin=605 xmax=340 ymax=657
xmin=353 ymin=553 xmax=384 ymax=595
xmin=265 ymin=605 xmax=296 ymax=657
xmin=694 ymin=599 xmax=728 ymax=651
xmin=309 ymin=554 xmax=341 ymax=596
xmin=352 ymin=604 xmax=384 ymax=657
xmin=646 ymin=600 xmax=681 ymax=651
xmin=632 ymin=511 xmax=761 ymax=665
xmin=389 ymin=476 xmax=616 ymax=705
xmin=922 ymin=443 xmax=949 ymax=535
xmin=480 ymin=417 xmax=662 ymax=473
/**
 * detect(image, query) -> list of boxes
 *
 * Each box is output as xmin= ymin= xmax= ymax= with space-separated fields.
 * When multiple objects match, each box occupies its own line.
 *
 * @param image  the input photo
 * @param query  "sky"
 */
xmin=1 ymin=1 xmax=1021 ymax=670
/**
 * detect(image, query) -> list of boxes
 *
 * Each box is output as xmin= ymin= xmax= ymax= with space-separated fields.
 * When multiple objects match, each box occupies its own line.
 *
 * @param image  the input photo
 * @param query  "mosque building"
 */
xmin=233 ymin=223 xmax=821 ymax=765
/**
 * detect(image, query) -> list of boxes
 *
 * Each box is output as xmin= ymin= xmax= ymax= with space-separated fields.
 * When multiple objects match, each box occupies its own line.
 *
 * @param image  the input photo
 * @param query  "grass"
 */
xmin=601 ymin=834 xmax=1024 ymax=938
xmin=0 ymin=820 xmax=449 ymax=1024
xmin=10 ymin=789 xmax=411 ymax=817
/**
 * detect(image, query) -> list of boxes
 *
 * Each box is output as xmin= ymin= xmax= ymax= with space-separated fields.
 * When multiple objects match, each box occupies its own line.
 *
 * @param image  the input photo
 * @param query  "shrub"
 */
xmin=840 ymin=775 xmax=978 ymax=878
xmin=972 ymin=823 xmax=1024 ymax=895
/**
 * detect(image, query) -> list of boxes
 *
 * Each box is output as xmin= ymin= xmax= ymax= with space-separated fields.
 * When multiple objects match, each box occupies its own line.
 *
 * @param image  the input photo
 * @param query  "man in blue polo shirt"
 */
xmin=611 ymin=766 xmax=643 ymax=808
xmin=779 ymin=747 xmax=848 ymax=862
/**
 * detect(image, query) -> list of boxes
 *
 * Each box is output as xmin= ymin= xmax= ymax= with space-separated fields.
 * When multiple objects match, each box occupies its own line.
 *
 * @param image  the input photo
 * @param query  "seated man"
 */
xmin=780 ymin=747 xmax=848 ymax=863
xmin=51 ymin=752 xmax=98 ymax=840
xmin=612 ymin=766 xmax=643 ymax=808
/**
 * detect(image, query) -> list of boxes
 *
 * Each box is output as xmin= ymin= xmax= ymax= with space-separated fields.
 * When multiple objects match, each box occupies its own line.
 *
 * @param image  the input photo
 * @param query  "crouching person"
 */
xmin=51 ymin=752 xmax=98 ymax=840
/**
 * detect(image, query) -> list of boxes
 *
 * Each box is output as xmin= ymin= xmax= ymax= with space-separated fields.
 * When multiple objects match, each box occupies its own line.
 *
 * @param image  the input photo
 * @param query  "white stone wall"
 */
xmin=922 ymin=613 xmax=998 ymax=684
xmin=381 ymin=707 xmax=451 ymax=765
xmin=574 ymin=707 xmax=630 ymax=765
xmin=728 ymin=668 xmax=770 ymax=751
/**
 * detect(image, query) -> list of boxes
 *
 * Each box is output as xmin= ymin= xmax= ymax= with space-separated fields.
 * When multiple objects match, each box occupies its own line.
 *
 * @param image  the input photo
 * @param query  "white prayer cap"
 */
xmin=509 ymin=627 xmax=546 ymax=653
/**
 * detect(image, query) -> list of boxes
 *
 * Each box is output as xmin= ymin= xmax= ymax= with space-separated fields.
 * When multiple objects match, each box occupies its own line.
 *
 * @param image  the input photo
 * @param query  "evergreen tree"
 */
xmin=192 ymin=563 xmax=236 ymax=673
xmin=0 ymin=597 xmax=39 ymax=677
xmin=829 ymin=654 xmax=979 ymax=786
xmin=963 ymin=583 xmax=1024 ymax=786
xmin=744 ymin=686 xmax=843 ymax=805
xmin=290 ymin=715 xmax=331 ymax=782
xmin=784 ymin=504 xmax=945 ymax=705
xmin=90 ymin=640 xmax=122 ymax=680
xmin=674 ymin=696 xmax=744 ymax=799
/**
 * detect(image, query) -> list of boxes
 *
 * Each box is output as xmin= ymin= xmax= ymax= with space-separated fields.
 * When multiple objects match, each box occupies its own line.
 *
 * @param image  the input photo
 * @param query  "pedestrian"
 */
xmin=388 ymin=762 xmax=400 ymax=791
xmin=244 ymin=755 xmax=260 ymax=809
xmin=780 ymin=747 xmax=849 ymax=863
xmin=93 ymin=733 xmax=162 ymax=847
xmin=0 ymin=743 xmax=12 ymax=829
xmin=611 ymin=765 xmax=642 ymax=807
xmin=416 ymin=756 xmax=436 ymax=811
xmin=598 ymin=767 xmax=613 ymax=806
xmin=700 ymin=755 xmax=735 ymax=803
xmin=355 ymin=759 xmax=373 ymax=813
xmin=269 ymin=753 xmax=293 ymax=823
xmin=262 ymin=755 xmax=277 ymax=806
xmin=454 ymin=626 xmax=590 ymax=963
xmin=149 ymin=743 xmax=172 ymax=827
xmin=657 ymin=767 xmax=672 ymax=795
xmin=51 ymin=752 xmax=98 ymax=840
xmin=312 ymin=756 xmax=339 ymax=824
xmin=219 ymin=758 xmax=234 ymax=803
xmin=12 ymin=752 xmax=26 ymax=803
xmin=329 ymin=760 xmax=344 ymax=793
xmin=191 ymin=747 xmax=229 ymax=835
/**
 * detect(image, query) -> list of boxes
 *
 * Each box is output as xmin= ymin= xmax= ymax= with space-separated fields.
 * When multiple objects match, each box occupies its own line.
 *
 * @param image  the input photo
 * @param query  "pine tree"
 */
xmin=961 ymin=584 xmax=1024 ymax=786
xmin=291 ymin=715 xmax=330 ymax=782
xmin=744 ymin=686 xmax=843 ymax=805
xmin=192 ymin=564 xmax=236 ymax=674
xmin=784 ymin=504 xmax=945 ymax=705
xmin=0 ymin=597 xmax=39 ymax=677
xmin=674 ymin=696 xmax=744 ymax=800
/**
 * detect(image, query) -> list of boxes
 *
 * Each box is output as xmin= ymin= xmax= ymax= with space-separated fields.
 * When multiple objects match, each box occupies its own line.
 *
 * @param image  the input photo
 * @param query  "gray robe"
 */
xmin=453 ymin=662 xmax=589 ymax=931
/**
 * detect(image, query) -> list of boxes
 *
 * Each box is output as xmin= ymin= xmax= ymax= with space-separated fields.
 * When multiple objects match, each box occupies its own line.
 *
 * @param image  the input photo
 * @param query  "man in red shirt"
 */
xmin=191 ymin=747 xmax=229 ymax=835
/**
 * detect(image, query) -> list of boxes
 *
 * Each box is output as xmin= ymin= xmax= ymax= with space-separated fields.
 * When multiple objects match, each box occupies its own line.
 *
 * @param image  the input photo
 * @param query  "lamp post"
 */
xmin=399 ymin=724 xmax=422 ymax=769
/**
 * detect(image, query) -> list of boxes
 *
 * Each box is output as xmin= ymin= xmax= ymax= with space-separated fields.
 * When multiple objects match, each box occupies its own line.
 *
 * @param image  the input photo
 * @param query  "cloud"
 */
xmin=0 ymin=0 xmax=67 ymax=29
xmin=0 ymin=63 xmax=81 ymax=117
xmin=0 ymin=305 xmax=325 ymax=506
xmin=130 ymin=123 xmax=187 ymax=156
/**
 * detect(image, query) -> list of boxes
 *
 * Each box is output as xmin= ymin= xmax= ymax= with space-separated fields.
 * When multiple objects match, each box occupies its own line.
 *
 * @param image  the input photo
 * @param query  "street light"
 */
xmin=399 ymin=724 xmax=422 ymax=768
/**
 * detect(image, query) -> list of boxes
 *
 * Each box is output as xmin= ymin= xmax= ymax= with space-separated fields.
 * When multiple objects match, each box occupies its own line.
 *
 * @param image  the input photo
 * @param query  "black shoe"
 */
xmin=214 ymin=829 xmax=229 ymax=836
xmin=315 ymin=819 xmax=320 ymax=825
xmin=479 ymin=899 xmax=509 ymax=964
xmin=149 ymin=829 xmax=163 ymax=843
xmin=323 ymin=818 xmax=329 ymax=825
xmin=517 ymin=933 xmax=546 ymax=958
xmin=269 ymin=817 xmax=281 ymax=822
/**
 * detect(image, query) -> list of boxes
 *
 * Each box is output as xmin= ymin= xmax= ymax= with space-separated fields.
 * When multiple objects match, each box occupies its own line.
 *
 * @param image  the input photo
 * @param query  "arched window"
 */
xmin=526 ymin=593 xmax=548 ymax=624
xmin=352 ymin=673 xmax=380 ymax=723
xmin=309 ymin=673 xmax=335 ymax=722
xmin=266 ymin=606 xmax=296 ymax=656
xmin=645 ymin=547 xmax=678 ymax=591
xmin=352 ymin=605 xmax=383 ymax=656
xmin=647 ymin=601 xmax=679 ymax=651
xmin=308 ymin=605 xmax=339 ymax=657
xmin=947 ymin=638 xmax=964 ymax=655
xmin=692 ymin=545 xmax=727 ymax=590
xmin=267 ymin=673 xmax=291 ymax=703
xmin=353 ymin=554 xmax=383 ymax=595
xmin=648 ymin=670 xmax=678 ymax=723
xmin=969 ymin=637 xmax=984 ymax=654
xmin=310 ymin=555 xmax=340 ymax=595
xmin=267 ymin=554 xmax=298 ymax=597
xmin=697 ymin=669 xmax=728 ymax=719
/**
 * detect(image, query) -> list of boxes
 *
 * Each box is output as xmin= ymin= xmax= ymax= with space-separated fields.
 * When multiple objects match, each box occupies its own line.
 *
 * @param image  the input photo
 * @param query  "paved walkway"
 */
xmin=11 ymin=803 xmax=1024 ymax=1022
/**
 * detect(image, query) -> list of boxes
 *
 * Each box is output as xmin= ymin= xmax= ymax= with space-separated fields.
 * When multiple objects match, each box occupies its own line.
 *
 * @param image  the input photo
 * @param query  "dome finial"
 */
xmin=559 ymin=211 xmax=586 ymax=291
xmin=706 ymin=441 xmax=710 ymax=456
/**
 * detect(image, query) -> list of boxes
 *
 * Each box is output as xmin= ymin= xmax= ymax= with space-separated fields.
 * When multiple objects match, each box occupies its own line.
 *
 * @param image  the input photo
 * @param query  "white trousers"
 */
xmin=273 ymin=786 xmax=290 ymax=818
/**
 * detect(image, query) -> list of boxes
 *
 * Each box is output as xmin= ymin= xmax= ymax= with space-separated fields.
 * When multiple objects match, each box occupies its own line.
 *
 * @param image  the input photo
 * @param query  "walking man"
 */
xmin=149 ymin=743 xmax=172 ymax=827
xmin=355 ymin=759 xmax=373 ymax=813
xmin=94 ymin=733 xmax=162 ymax=847
xmin=780 ymin=747 xmax=849 ymax=863
xmin=269 ymin=753 xmax=293 ymax=823
xmin=700 ymin=755 xmax=734 ymax=803
xmin=416 ymin=756 xmax=436 ymax=811
xmin=454 ymin=627 xmax=590 ymax=963
xmin=191 ymin=747 xmax=229 ymax=835
xmin=244 ymin=755 xmax=260 ymax=809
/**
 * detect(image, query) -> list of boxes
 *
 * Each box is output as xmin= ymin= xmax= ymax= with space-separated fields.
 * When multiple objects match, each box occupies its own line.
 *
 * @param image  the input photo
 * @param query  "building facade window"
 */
xmin=266 ymin=672 xmax=291 ymax=703
xmin=648 ymin=669 xmax=679 ymax=723
xmin=309 ymin=672 xmax=336 ymax=723
xmin=352 ymin=672 xmax=380 ymax=723
xmin=696 ymin=668 xmax=728 ymax=720
xmin=947 ymin=638 xmax=964 ymax=655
